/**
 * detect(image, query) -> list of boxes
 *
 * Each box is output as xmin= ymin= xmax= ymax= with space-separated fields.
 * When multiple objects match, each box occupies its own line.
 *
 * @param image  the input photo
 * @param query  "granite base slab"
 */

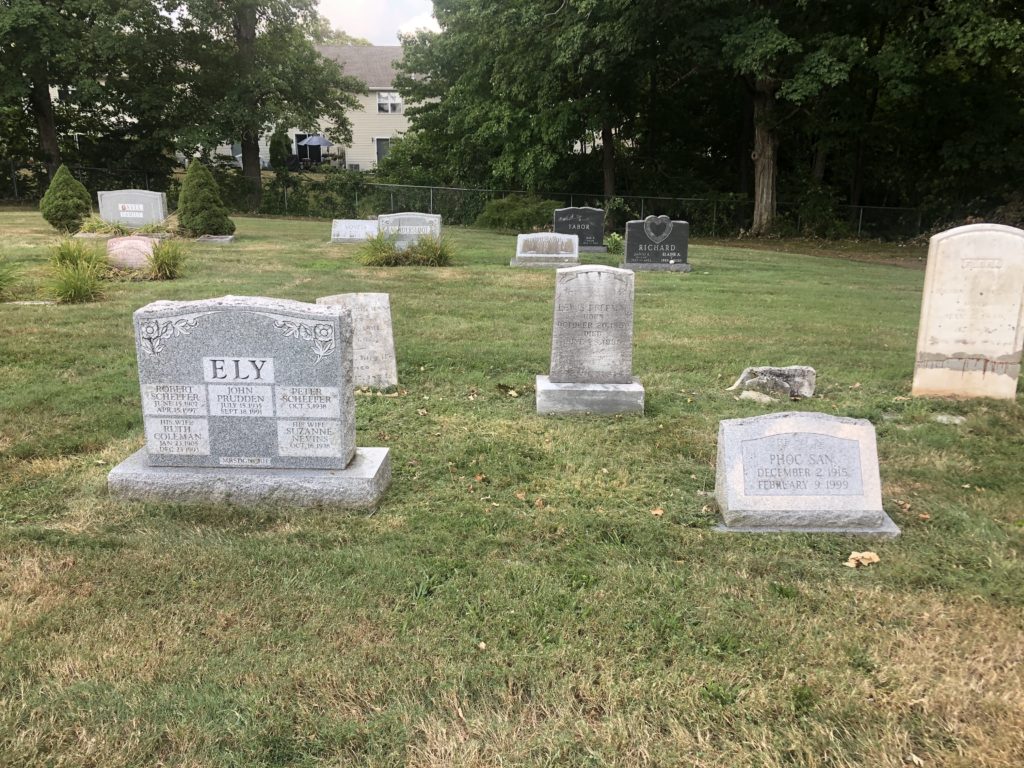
xmin=580 ymin=246 xmax=608 ymax=253
xmin=715 ymin=513 xmax=901 ymax=538
xmin=195 ymin=235 xmax=235 ymax=244
xmin=108 ymin=447 xmax=390 ymax=508
xmin=536 ymin=375 xmax=644 ymax=415
xmin=619 ymin=262 xmax=693 ymax=272
xmin=510 ymin=257 xmax=580 ymax=268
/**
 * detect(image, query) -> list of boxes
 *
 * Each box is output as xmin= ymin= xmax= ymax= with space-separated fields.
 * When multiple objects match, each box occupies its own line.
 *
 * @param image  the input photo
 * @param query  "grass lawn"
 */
xmin=1 ymin=211 xmax=1021 ymax=767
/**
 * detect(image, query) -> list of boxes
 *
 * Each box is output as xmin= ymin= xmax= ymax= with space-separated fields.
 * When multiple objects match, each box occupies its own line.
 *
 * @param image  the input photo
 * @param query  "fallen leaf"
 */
xmin=417 ymin=408 xmax=428 ymax=416
xmin=650 ymin=507 xmax=665 ymax=518
xmin=850 ymin=382 xmax=861 ymax=389
xmin=961 ymin=483 xmax=971 ymax=489
xmin=906 ymin=754 xmax=924 ymax=767
xmin=844 ymin=551 xmax=881 ymax=568
xmin=533 ymin=497 xmax=545 ymax=509
xmin=477 ymin=641 xmax=487 ymax=651
xmin=474 ymin=473 xmax=486 ymax=482
xmin=514 ymin=490 xmax=527 ymax=501
xmin=507 ymin=389 xmax=519 ymax=398
xmin=918 ymin=513 xmax=930 ymax=521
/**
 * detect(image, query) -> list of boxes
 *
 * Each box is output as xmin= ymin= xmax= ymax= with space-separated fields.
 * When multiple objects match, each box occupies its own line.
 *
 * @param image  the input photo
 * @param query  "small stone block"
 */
xmin=195 ymin=235 xmax=234 ymax=244
xmin=510 ymin=256 xmax=579 ymax=268
xmin=535 ymin=375 xmax=644 ymax=415
xmin=619 ymin=262 xmax=692 ymax=272
xmin=108 ymin=446 xmax=391 ymax=508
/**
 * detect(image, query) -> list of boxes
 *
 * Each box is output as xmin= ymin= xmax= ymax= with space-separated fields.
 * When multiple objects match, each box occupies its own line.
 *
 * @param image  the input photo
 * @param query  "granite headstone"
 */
xmin=107 ymin=236 xmax=157 ymax=270
xmin=715 ymin=411 xmax=899 ymax=536
xmin=331 ymin=219 xmax=379 ymax=243
xmin=622 ymin=215 xmax=691 ymax=272
xmin=536 ymin=265 xmax=644 ymax=414
xmin=553 ymin=207 xmax=606 ymax=252
xmin=97 ymin=189 xmax=168 ymax=229
xmin=377 ymin=212 xmax=441 ymax=250
xmin=912 ymin=223 xmax=1024 ymax=399
xmin=510 ymin=233 xmax=579 ymax=268
xmin=317 ymin=293 xmax=399 ymax=389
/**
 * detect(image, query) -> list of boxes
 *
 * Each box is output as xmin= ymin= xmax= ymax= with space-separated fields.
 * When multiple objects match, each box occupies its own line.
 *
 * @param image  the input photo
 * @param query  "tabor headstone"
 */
xmin=97 ymin=189 xmax=168 ymax=229
xmin=622 ymin=215 xmax=691 ymax=272
xmin=107 ymin=236 xmax=157 ymax=270
xmin=553 ymin=207 xmax=606 ymax=251
xmin=912 ymin=223 xmax=1024 ymax=400
xmin=331 ymin=219 xmax=379 ymax=243
xmin=715 ymin=412 xmax=899 ymax=537
xmin=317 ymin=293 xmax=398 ymax=389
xmin=377 ymin=212 xmax=441 ymax=250
xmin=510 ymin=233 xmax=579 ymax=268
xmin=536 ymin=265 xmax=644 ymax=414
xmin=107 ymin=295 xmax=390 ymax=507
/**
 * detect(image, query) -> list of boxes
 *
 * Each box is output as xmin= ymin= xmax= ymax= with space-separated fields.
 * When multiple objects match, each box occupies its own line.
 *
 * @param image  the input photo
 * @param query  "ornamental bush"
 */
xmin=177 ymin=161 xmax=236 ymax=237
xmin=39 ymin=165 xmax=92 ymax=233
xmin=474 ymin=195 xmax=562 ymax=232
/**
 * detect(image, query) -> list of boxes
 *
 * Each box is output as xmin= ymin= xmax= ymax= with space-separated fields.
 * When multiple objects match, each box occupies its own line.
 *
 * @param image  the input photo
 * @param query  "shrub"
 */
xmin=39 ymin=165 xmax=93 ymax=233
xmin=358 ymin=233 xmax=453 ymax=267
xmin=135 ymin=220 xmax=172 ymax=235
xmin=475 ymin=195 xmax=562 ymax=232
xmin=604 ymin=232 xmax=624 ymax=255
xmin=0 ymin=258 xmax=18 ymax=300
xmin=78 ymin=215 xmax=130 ymax=236
xmin=177 ymin=161 xmax=236 ymax=236
xmin=148 ymin=240 xmax=189 ymax=280
xmin=50 ymin=238 xmax=105 ymax=270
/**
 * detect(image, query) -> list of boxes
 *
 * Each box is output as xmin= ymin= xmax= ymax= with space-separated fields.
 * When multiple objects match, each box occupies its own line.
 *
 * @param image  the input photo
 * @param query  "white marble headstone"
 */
xmin=317 ymin=293 xmax=398 ymax=389
xmin=331 ymin=219 xmax=379 ymax=243
xmin=97 ymin=189 xmax=168 ymax=228
xmin=377 ymin=212 xmax=441 ymax=250
xmin=912 ymin=223 xmax=1024 ymax=399
xmin=511 ymin=233 xmax=579 ymax=267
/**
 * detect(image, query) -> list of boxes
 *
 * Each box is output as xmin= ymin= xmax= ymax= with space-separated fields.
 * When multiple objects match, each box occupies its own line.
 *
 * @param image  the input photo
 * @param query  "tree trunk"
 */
xmin=812 ymin=141 xmax=827 ymax=183
xmin=750 ymin=81 xmax=778 ymax=236
xmin=234 ymin=4 xmax=261 ymax=207
xmin=30 ymin=73 xmax=61 ymax=179
xmin=738 ymin=82 xmax=754 ymax=196
xmin=601 ymin=121 xmax=615 ymax=200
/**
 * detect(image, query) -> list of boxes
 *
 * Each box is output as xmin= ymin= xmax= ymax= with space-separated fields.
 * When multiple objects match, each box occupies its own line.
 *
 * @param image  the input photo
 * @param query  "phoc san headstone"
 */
xmin=317 ymin=293 xmax=399 ymax=389
xmin=912 ymin=223 xmax=1024 ymax=400
xmin=536 ymin=265 xmax=644 ymax=414
xmin=622 ymin=215 xmax=691 ymax=272
xmin=715 ymin=412 xmax=899 ymax=537
xmin=553 ymin=207 xmax=606 ymax=251
xmin=107 ymin=295 xmax=391 ymax=507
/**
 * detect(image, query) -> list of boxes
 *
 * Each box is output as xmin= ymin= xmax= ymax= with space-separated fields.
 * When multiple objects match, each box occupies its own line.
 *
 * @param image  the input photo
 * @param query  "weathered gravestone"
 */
xmin=195 ymin=235 xmax=234 ymax=245
xmin=912 ymin=223 xmax=1024 ymax=400
xmin=715 ymin=412 xmax=899 ymax=537
xmin=107 ymin=236 xmax=157 ymax=270
xmin=331 ymin=219 xmax=379 ymax=243
xmin=107 ymin=295 xmax=391 ymax=507
xmin=536 ymin=265 xmax=644 ymax=414
xmin=510 ymin=233 xmax=579 ymax=268
xmin=623 ymin=215 xmax=691 ymax=272
xmin=553 ymin=207 xmax=606 ymax=251
xmin=377 ymin=212 xmax=441 ymax=250
xmin=317 ymin=293 xmax=399 ymax=389
xmin=97 ymin=189 xmax=168 ymax=228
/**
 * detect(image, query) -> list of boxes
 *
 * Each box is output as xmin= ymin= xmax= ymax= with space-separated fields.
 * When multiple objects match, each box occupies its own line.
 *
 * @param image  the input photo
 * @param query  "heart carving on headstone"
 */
xmin=643 ymin=215 xmax=673 ymax=244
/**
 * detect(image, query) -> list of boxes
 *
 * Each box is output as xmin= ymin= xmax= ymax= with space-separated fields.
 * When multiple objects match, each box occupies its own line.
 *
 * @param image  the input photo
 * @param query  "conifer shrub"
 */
xmin=177 ymin=162 xmax=236 ymax=237
xmin=39 ymin=165 xmax=93 ymax=233
xmin=475 ymin=195 xmax=562 ymax=232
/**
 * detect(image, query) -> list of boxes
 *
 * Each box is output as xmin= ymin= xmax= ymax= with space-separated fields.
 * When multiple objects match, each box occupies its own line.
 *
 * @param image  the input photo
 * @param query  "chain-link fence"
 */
xmin=0 ymin=160 xmax=928 ymax=240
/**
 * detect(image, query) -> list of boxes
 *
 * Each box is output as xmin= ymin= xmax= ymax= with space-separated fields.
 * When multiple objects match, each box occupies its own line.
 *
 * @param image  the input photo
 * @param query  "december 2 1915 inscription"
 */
xmin=134 ymin=295 xmax=355 ymax=470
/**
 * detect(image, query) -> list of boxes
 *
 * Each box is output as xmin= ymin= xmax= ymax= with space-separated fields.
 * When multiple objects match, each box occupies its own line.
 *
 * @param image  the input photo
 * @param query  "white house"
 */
xmin=217 ymin=45 xmax=408 ymax=171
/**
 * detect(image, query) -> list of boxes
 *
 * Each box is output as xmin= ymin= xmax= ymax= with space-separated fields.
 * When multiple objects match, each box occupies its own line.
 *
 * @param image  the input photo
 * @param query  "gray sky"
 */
xmin=317 ymin=0 xmax=439 ymax=45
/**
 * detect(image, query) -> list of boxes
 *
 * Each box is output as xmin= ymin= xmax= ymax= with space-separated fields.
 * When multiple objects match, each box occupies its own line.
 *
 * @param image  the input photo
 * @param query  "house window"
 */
xmin=377 ymin=92 xmax=402 ymax=114
xmin=348 ymin=164 xmax=361 ymax=171
xmin=375 ymin=138 xmax=391 ymax=163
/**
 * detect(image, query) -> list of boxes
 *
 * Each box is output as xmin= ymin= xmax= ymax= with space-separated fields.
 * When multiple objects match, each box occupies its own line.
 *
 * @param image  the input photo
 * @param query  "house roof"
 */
xmin=317 ymin=45 xmax=403 ymax=89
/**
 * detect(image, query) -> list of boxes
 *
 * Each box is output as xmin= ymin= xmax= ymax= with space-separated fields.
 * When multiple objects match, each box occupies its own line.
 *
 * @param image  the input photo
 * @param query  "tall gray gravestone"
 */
xmin=510 ymin=233 xmax=579 ymax=268
xmin=536 ymin=265 xmax=644 ymax=414
xmin=715 ymin=412 xmax=899 ymax=537
xmin=553 ymin=207 xmax=606 ymax=252
xmin=97 ymin=189 xmax=168 ymax=228
xmin=912 ymin=223 xmax=1024 ymax=400
xmin=622 ymin=215 xmax=691 ymax=272
xmin=317 ymin=293 xmax=399 ymax=390
xmin=377 ymin=212 xmax=441 ymax=250
xmin=107 ymin=295 xmax=391 ymax=507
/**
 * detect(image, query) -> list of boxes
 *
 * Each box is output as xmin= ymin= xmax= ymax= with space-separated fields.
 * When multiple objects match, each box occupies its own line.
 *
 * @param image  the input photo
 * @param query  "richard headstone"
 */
xmin=107 ymin=236 xmax=157 ymax=270
xmin=331 ymin=219 xmax=379 ymax=243
xmin=912 ymin=223 xmax=1024 ymax=400
xmin=715 ymin=411 xmax=899 ymax=537
xmin=553 ymin=206 xmax=606 ymax=251
xmin=317 ymin=293 xmax=399 ymax=389
xmin=107 ymin=295 xmax=390 ymax=507
xmin=536 ymin=265 xmax=644 ymax=414
xmin=510 ymin=233 xmax=579 ymax=268
xmin=97 ymin=189 xmax=168 ymax=229
xmin=623 ymin=215 xmax=691 ymax=272
xmin=378 ymin=212 xmax=441 ymax=250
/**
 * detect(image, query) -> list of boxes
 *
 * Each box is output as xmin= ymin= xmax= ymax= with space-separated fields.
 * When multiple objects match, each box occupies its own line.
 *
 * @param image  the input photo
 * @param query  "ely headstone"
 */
xmin=536 ymin=265 xmax=644 ymax=414
xmin=912 ymin=223 xmax=1024 ymax=399
xmin=107 ymin=235 xmax=157 ymax=270
xmin=377 ymin=212 xmax=441 ymax=250
xmin=510 ymin=233 xmax=579 ymax=268
xmin=317 ymin=293 xmax=399 ymax=389
xmin=715 ymin=412 xmax=899 ymax=537
xmin=553 ymin=207 xmax=606 ymax=252
xmin=623 ymin=215 xmax=691 ymax=272
xmin=331 ymin=219 xmax=379 ymax=243
xmin=107 ymin=295 xmax=390 ymax=507
xmin=97 ymin=189 xmax=168 ymax=229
